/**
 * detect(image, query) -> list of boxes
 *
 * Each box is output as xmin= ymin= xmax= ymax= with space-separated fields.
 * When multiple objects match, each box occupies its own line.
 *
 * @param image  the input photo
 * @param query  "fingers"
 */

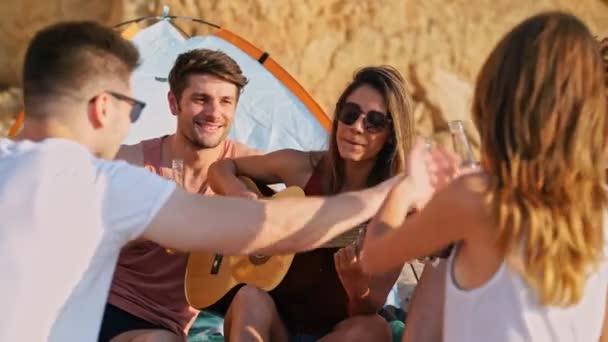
xmin=334 ymin=248 xmax=344 ymax=271
xmin=345 ymin=244 xmax=357 ymax=263
xmin=238 ymin=191 xmax=259 ymax=199
xmin=334 ymin=245 xmax=359 ymax=272
xmin=223 ymin=181 xmax=259 ymax=198
xmin=410 ymin=136 xmax=430 ymax=161
xmin=425 ymin=145 xmax=459 ymax=189
xmin=354 ymin=228 xmax=366 ymax=254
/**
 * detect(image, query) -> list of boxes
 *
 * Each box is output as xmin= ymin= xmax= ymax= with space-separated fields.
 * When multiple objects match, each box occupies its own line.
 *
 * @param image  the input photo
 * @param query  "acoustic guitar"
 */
xmin=183 ymin=177 xmax=366 ymax=309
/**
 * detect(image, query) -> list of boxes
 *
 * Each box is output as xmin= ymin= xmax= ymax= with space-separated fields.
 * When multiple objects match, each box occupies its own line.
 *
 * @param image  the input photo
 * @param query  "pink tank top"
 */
xmin=107 ymin=136 xmax=257 ymax=336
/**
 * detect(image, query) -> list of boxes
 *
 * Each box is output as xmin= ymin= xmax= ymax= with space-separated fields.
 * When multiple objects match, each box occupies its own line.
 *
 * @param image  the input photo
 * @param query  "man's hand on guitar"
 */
xmin=221 ymin=179 xmax=259 ymax=199
xmin=334 ymin=245 xmax=371 ymax=300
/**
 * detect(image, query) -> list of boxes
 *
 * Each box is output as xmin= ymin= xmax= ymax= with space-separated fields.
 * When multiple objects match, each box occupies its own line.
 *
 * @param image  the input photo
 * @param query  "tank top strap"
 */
xmin=141 ymin=137 xmax=164 ymax=175
xmin=303 ymin=154 xmax=325 ymax=196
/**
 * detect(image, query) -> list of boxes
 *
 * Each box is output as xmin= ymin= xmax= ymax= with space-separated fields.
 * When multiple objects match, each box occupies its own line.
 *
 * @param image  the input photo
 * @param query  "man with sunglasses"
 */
xmin=0 ymin=21 xmax=404 ymax=342
xmin=97 ymin=49 xmax=265 ymax=342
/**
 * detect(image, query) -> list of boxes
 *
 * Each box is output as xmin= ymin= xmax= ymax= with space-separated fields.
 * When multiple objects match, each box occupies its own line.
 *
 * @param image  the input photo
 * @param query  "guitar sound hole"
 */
xmin=248 ymin=254 xmax=270 ymax=265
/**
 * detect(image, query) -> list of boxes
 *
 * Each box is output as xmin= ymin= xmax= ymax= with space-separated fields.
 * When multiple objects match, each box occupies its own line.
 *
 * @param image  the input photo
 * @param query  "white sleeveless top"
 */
xmin=444 ymin=242 xmax=608 ymax=341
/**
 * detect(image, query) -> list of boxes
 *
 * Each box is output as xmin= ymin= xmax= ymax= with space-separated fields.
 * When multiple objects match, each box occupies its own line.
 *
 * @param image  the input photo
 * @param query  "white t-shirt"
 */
xmin=0 ymin=138 xmax=176 ymax=342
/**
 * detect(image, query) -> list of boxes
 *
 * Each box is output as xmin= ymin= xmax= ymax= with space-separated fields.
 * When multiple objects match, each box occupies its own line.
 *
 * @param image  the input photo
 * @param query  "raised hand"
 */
xmin=219 ymin=178 xmax=259 ymax=199
xmin=408 ymin=136 xmax=460 ymax=209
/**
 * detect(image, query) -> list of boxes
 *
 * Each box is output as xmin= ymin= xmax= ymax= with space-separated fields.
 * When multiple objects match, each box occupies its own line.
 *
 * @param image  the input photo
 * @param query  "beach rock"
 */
xmin=1 ymin=0 xmax=606 ymax=141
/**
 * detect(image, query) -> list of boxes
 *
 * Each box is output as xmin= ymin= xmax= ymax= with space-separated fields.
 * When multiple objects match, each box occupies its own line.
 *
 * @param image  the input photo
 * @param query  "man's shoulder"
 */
xmin=117 ymin=136 xmax=167 ymax=167
xmin=225 ymin=139 xmax=262 ymax=158
xmin=116 ymin=141 xmax=146 ymax=166
xmin=2 ymin=138 xmax=94 ymax=171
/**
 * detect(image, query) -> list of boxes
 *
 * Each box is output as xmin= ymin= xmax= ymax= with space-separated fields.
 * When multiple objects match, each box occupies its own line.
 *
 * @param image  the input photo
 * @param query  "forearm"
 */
xmin=361 ymin=178 xmax=419 ymax=274
xmin=366 ymin=177 xmax=417 ymax=241
xmin=145 ymin=178 xmax=391 ymax=256
xmin=254 ymin=189 xmax=384 ymax=255
xmin=208 ymin=160 xmax=240 ymax=195
xmin=402 ymin=261 xmax=446 ymax=342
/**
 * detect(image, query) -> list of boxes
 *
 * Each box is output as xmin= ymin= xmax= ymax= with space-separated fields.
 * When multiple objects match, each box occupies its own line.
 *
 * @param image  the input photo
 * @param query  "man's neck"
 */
xmin=16 ymin=118 xmax=97 ymax=154
xmin=18 ymin=119 xmax=71 ymax=141
xmin=163 ymin=133 xmax=226 ymax=174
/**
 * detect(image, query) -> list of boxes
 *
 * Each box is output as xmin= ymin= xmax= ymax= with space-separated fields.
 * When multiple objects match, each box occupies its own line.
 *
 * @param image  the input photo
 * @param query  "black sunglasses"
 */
xmin=105 ymin=91 xmax=146 ymax=123
xmin=337 ymin=102 xmax=391 ymax=133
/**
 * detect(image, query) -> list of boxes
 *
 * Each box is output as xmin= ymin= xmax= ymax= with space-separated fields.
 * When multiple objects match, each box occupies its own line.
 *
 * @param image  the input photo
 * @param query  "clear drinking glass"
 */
xmin=171 ymin=159 xmax=184 ymax=188
xmin=448 ymin=120 xmax=480 ymax=170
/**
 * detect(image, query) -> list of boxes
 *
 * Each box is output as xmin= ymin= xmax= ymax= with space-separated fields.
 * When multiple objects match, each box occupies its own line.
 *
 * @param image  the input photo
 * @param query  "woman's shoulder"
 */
xmin=441 ymin=173 xmax=489 ymax=203
xmin=435 ymin=172 xmax=493 ymax=232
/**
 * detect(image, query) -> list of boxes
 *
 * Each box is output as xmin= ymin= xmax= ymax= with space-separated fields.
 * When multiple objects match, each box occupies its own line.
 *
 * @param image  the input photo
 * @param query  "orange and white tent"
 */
xmin=117 ymin=12 xmax=331 ymax=151
xmin=10 ymin=11 xmax=331 ymax=154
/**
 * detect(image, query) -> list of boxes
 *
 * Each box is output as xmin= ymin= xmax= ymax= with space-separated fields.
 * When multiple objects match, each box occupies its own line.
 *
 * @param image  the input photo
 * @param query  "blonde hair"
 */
xmin=473 ymin=12 xmax=608 ymax=306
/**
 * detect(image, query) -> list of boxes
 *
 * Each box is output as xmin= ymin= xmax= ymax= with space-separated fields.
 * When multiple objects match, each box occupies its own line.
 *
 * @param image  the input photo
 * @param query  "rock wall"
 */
xmin=1 ymin=0 xmax=607 ymax=147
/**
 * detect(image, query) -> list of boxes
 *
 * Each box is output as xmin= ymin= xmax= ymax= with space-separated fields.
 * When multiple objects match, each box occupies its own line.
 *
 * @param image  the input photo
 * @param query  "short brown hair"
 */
xmin=168 ymin=49 xmax=248 ymax=102
xmin=23 ymin=21 xmax=140 ymax=115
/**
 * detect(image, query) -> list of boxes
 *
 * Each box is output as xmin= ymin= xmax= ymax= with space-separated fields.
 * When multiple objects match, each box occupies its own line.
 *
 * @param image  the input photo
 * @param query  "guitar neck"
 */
xmin=239 ymin=177 xmax=367 ymax=249
xmin=320 ymin=223 xmax=367 ymax=248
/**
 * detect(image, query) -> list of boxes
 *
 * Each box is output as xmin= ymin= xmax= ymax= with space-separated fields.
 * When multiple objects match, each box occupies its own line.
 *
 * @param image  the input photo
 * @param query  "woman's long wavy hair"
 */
xmin=321 ymin=66 xmax=414 ymax=195
xmin=473 ymin=11 xmax=608 ymax=306
xmin=600 ymin=36 xmax=608 ymax=98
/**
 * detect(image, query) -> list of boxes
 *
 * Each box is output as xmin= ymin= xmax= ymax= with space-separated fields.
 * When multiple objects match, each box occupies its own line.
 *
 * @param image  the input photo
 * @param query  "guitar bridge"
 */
xmin=210 ymin=254 xmax=223 ymax=275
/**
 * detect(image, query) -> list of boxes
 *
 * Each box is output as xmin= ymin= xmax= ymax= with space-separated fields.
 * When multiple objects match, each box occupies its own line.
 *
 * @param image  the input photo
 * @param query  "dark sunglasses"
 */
xmin=90 ymin=91 xmax=146 ymax=123
xmin=106 ymin=91 xmax=146 ymax=123
xmin=337 ymin=102 xmax=391 ymax=133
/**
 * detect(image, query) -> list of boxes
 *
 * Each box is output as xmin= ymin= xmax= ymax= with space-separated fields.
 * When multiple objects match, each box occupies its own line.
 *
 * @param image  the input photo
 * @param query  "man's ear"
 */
xmin=168 ymin=91 xmax=179 ymax=116
xmin=88 ymin=93 xmax=110 ymax=129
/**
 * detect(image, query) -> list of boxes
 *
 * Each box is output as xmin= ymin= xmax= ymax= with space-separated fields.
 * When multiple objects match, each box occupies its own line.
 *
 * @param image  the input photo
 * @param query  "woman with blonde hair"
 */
xmin=362 ymin=11 xmax=608 ymax=341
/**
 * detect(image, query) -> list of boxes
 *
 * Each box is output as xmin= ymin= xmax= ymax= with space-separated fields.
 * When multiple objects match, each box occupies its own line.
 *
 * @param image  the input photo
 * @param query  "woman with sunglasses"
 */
xmin=209 ymin=66 xmax=415 ymax=341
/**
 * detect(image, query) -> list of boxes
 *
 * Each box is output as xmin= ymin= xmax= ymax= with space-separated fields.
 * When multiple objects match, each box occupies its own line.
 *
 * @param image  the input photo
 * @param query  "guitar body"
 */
xmin=184 ymin=177 xmax=304 ymax=309
xmin=185 ymin=253 xmax=238 ymax=310
xmin=185 ymin=253 xmax=295 ymax=309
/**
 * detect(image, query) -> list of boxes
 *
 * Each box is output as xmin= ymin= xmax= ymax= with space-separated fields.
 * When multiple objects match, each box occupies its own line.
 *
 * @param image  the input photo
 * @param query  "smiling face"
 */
xmin=169 ymin=73 xmax=238 ymax=149
xmin=335 ymin=84 xmax=392 ymax=162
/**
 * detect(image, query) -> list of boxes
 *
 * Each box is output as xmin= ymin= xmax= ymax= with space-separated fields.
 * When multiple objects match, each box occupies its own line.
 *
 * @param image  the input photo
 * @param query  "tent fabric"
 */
xmin=7 ymin=111 xmax=23 ymax=137
xmin=123 ymin=19 xmax=330 ymax=153
xmin=8 ymin=18 xmax=332 ymax=156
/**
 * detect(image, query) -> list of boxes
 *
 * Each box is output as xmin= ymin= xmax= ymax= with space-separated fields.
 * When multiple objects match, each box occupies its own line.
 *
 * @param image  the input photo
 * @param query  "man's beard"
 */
xmin=186 ymin=127 xmax=228 ymax=150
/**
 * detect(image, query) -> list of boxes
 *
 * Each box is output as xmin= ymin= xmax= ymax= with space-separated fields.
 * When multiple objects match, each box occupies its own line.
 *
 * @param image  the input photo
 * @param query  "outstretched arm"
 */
xmin=361 ymin=176 xmax=481 ymax=274
xmin=142 ymin=176 xmax=400 ymax=255
xmin=360 ymin=136 xmax=466 ymax=274
xmin=208 ymin=149 xmax=321 ymax=196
